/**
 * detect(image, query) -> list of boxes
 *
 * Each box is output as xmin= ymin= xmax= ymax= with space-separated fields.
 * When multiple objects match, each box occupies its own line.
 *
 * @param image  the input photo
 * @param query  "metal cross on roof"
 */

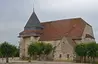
xmin=33 ymin=0 xmax=35 ymax=12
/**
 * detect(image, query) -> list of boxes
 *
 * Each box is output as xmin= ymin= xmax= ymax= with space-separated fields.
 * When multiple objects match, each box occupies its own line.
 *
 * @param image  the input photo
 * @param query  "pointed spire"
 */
xmin=33 ymin=6 xmax=34 ymax=13
xmin=24 ymin=12 xmax=42 ymax=30
xmin=33 ymin=0 xmax=35 ymax=12
xmin=24 ymin=1 xmax=43 ymax=30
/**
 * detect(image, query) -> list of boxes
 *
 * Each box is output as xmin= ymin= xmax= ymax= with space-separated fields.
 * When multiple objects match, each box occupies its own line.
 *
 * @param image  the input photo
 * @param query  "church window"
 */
xmin=34 ymin=36 xmax=39 ymax=39
xmin=59 ymin=54 xmax=62 ymax=58
xmin=67 ymin=54 xmax=70 ymax=59
xmin=53 ymin=54 xmax=54 ymax=57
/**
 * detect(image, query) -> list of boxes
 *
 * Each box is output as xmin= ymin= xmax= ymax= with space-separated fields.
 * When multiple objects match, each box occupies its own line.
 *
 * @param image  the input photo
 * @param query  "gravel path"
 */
xmin=0 ymin=58 xmax=87 ymax=64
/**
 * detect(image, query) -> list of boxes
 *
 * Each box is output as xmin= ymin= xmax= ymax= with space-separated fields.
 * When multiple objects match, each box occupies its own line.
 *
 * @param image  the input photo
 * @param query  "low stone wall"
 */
xmin=0 ymin=58 xmax=88 ymax=64
xmin=0 ymin=61 xmax=88 ymax=64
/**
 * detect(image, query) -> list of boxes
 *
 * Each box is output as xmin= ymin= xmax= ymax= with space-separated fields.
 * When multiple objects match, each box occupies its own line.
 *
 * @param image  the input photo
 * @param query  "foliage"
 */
xmin=75 ymin=42 xmax=98 ymax=63
xmin=35 ymin=42 xmax=44 ymax=56
xmin=11 ymin=45 xmax=17 ymax=58
xmin=15 ymin=47 xmax=19 ymax=57
xmin=75 ymin=43 xmax=87 ymax=62
xmin=0 ymin=42 xmax=17 ymax=63
xmin=0 ymin=42 xmax=12 ymax=57
xmin=43 ymin=43 xmax=53 ymax=55
xmin=86 ymin=42 xmax=98 ymax=63
xmin=28 ymin=42 xmax=38 ymax=60
xmin=75 ymin=43 xmax=87 ymax=57
xmin=0 ymin=49 xmax=2 ymax=57
xmin=28 ymin=41 xmax=53 ymax=61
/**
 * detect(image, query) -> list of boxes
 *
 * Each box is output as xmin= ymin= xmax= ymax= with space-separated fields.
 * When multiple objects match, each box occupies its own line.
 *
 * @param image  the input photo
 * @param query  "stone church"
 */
xmin=19 ymin=11 xmax=95 ymax=60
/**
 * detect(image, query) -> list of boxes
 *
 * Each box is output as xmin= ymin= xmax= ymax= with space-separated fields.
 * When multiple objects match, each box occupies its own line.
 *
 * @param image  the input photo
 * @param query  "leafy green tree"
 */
xmin=75 ymin=43 xmax=87 ymax=62
xmin=28 ymin=43 xmax=37 ymax=62
xmin=15 ymin=47 xmax=19 ymax=57
xmin=28 ymin=41 xmax=53 ymax=61
xmin=43 ymin=43 xmax=53 ymax=60
xmin=96 ymin=44 xmax=98 ymax=57
xmin=0 ymin=42 xmax=17 ymax=63
xmin=0 ymin=52 xmax=1 ymax=57
xmin=75 ymin=42 xmax=98 ymax=63
xmin=35 ymin=42 xmax=45 ymax=60
xmin=87 ymin=42 xmax=98 ymax=63
xmin=11 ymin=45 xmax=17 ymax=59
xmin=0 ymin=45 xmax=4 ymax=61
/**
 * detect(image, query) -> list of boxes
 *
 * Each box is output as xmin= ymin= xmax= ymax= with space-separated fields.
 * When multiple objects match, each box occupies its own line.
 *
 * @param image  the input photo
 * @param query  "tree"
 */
xmin=15 ymin=47 xmax=19 ymax=57
xmin=28 ymin=41 xmax=53 ymax=61
xmin=86 ymin=42 xmax=98 ymax=63
xmin=43 ymin=43 xmax=53 ymax=60
xmin=11 ymin=45 xmax=17 ymax=59
xmin=75 ymin=43 xmax=87 ymax=63
xmin=28 ymin=43 xmax=37 ymax=62
xmin=35 ymin=42 xmax=45 ymax=60
xmin=0 ymin=48 xmax=2 ymax=57
xmin=0 ymin=42 xmax=17 ymax=63
xmin=75 ymin=42 xmax=98 ymax=63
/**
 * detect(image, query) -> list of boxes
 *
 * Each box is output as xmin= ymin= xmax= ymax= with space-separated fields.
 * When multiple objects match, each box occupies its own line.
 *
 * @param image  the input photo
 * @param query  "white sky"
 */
xmin=0 ymin=0 xmax=98 ymax=46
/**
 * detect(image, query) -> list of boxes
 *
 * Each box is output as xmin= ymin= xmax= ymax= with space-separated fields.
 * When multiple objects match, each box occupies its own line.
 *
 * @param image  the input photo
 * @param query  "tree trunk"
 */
xmin=2 ymin=56 xmax=3 ymax=61
xmin=33 ymin=54 xmax=36 ymax=60
xmin=28 ymin=55 xmax=32 ymax=62
xmin=6 ymin=57 xmax=9 ymax=63
xmin=87 ymin=56 xmax=90 ymax=63
xmin=80 ymin=56 xmax=83 ymax=63
xmin=80 ymin=57 xmax=81 ymax=63
xmin=39 ymin=55 xmax=40 ymax=61
xmin=28 ymin=57 xmax=31 ymax=62
xmin=91 ymin=57 xmax=93 ymax=63
xmin=46 ymin=55 xmax=48 ymax=60
xmin=84 ymin=56 xmax=86 ymax=63
xmin=92 ymin=57 xmax=95 ymax=63
xmin=12 ymin=56 xmax=14 ymax=59
xmin=38 ymin=55 xmax=41 ymax=61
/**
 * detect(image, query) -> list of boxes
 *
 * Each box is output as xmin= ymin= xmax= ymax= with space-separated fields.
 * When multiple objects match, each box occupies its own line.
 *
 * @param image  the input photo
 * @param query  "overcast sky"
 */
xmin=0 ymin=0 xmax=98 ymax=46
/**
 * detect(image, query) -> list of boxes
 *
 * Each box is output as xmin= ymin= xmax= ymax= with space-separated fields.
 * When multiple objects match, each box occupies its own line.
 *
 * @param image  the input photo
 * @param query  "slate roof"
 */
xmin=24 ymin=11 xmax=43 ymax=30
xmin=19 ymin=11 xmax=43 ymax=37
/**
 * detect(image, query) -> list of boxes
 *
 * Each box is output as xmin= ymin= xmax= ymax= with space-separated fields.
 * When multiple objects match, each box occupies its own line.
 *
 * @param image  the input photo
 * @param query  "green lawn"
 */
xmin=96 ymin=62 xmax=98 ymax=64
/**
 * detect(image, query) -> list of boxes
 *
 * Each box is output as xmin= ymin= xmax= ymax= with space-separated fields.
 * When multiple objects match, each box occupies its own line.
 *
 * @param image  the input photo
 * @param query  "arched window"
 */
xmin=67 ymin=54 xmax=70 ymax=59
xmin=59 ymin=54 xmax=62 ymax=58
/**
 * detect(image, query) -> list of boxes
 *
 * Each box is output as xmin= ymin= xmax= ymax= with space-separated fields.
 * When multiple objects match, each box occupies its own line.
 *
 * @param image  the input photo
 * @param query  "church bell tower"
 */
xmin=19 ymin=8 xmax=43 ymax=58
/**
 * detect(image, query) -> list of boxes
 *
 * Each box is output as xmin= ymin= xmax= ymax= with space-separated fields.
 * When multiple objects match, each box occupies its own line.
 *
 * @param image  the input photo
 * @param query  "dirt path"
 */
xmin=0 ymin=58 xmax=87 ymax=64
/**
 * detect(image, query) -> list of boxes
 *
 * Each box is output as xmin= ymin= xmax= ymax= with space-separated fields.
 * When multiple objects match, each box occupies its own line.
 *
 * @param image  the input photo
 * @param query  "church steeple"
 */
xmin=24 ymin=10 xmax=42 ymax=30
xmin=24 ymin=0 xmax=42 ymax=30
xmin=19 ymin=1 xmax=43 ymax=37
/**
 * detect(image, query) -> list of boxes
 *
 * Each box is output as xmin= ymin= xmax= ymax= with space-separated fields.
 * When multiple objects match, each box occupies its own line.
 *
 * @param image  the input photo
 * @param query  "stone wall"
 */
xmin=75 ymin=24 xmax=95 ymax=44
xmin=82 ymin=24 xmax=95 ymax=43
xmin=19 ymin=36 xmax=40 ymax=58
xmin=43 ymin=37 xmax=74 ymax=61
xmin=60 ymin=37 xmax=74 ymax=60
xmin=0 ymin=61 xmax=88 ymax=64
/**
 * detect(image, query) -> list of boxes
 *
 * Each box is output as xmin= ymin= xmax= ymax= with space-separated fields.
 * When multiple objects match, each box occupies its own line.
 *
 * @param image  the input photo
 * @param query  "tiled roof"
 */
xmin=39 ymin=18 xmax=87 ymax=41
xmin=19 ymin=18 xmax=91 ymax=41
xmin=19 ymin=30 xmax=42 ymax=37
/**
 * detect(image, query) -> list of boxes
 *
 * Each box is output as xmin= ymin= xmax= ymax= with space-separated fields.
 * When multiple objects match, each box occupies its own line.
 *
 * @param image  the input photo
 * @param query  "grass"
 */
xmin=96 ymin=62 xmax=98 ymax=64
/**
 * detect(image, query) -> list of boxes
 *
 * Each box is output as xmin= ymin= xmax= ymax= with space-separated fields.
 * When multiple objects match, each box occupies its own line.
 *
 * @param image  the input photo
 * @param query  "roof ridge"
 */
xmin=79 ymin=18 xmax=92 ymax=27
xmin=41 ymin=17 xmax=82 ymax=24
